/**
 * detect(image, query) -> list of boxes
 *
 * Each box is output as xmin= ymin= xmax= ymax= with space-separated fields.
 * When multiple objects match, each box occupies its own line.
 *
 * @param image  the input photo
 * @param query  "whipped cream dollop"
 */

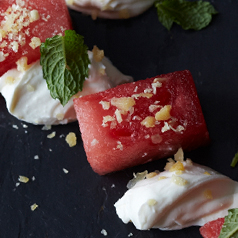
xmin=0 ymin=50 xmax=132 ymax=125
xmin=115 ymin=151 xmax=238 ymax=230
xmin=66 ymin=0 xmax=155 ymax=19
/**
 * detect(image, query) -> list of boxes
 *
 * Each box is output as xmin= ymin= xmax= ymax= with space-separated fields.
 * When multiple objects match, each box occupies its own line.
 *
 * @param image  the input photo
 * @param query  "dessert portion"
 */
xmin=0 ymin=0 xmax=132 ymax=125
xmin=0 ymin=0 xmax=72 ymax=77
xmin=66 ymin=0 xmax=155 ymax=19
xmin=0 ymin=48 xmax=133 ymax=125
xmin=74 ymin=70 xmax=210 ymax=175
xmin=114 ymin=149 xmax=238 ymax=230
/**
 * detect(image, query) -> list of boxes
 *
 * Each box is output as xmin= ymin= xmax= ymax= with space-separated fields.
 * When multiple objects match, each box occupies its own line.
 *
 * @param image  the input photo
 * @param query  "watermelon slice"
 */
xmin=200 ymin=217 xmax=224 ymax=238
xmin=0 ymin=0 xmax=72 ymax=76
xmin=74 ymin=70 xmax=210 ymax=175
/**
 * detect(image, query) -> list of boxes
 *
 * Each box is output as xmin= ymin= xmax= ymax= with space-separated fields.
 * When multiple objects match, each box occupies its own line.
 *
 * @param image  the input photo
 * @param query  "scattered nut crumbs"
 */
xmin=30 ymin=203 xmax=38 ymax=211
xmin=203 ymin=189 xmax=213 ymax=199
xmin=0 ymin=0 xmax=40 ymax=61
xmin=92 ymin=45 xmax=104 ymax=62
xmin=47 ymin=131 xmax=56 ymax=139
xmin=147 ymin=199 xmax=157 ymax=206
xmin=34 ymin=155 xmax=39 ymax=160
xmin=12 ymin=125 xmax=18 ymax=129
xmin=63 ymin=168 xmax=69 ymax=174
xmin=66 ymin=0 xmax=74 ymax=5
xmin=101 ymin=229 xmax=107 ymax=236
xmin=65 ymin=132 xmax=77 ymax=147
xmin=16 ymin=57 xmax=31 ymax=72
xmin=18 ymin=175 xmax=29 ymax=183
xmin=29 ymin=36 xmax=41 ymax=49
xmin=42 ymin=125 xmax=51 ymax=130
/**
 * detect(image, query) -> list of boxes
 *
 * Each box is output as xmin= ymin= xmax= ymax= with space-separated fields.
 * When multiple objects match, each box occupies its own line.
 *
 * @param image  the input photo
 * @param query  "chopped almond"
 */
xmin=155 ymin=105 xmax=171 ymax=121
xmin=16 ymin=56 xmax=30 ymax=72
xmin=29 ymin=37 xmax=41 ymax=49
xmin=5 ymin=76 xmax=15 ymax=84
xmin=169 ymin=161 xmax=185 ymax=172
xmin=111 ymin=97 xmax=135 ymax=112
xmin=146 ymin=172 xmax=158 ymax=179
xmin=65 ymin=132 xmax=77 ymax=147
xmin=171 ymin=175 xmax=188 ymax=186
xmin=30 ymin=203 xmax=38 ymax=211
xmin=141 ymin=116 xmax=156 ymax=128
xmin=147 ymin=199 xmax=157 ymax=206
xmin=203 ymin=189 xmax=213 ymax=199
xmin=29 ymin=10 xmax=40 ymax=22
xmin=92 ymin=45 xmax=104 ymax=62
xmin=18 ymin=175 xmax=29 ymax=183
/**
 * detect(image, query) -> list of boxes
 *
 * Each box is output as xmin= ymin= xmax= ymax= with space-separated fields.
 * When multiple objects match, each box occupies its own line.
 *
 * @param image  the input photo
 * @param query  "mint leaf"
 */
xmin=218 ymin=209 xmax=238 ymax=238
xmin=231 ymin=152 xmax=238 ymax=168
xmin=154 ymin=0 xmax=218 ymax=31
xmin=40 ymin=30 xmax=90 ymax=106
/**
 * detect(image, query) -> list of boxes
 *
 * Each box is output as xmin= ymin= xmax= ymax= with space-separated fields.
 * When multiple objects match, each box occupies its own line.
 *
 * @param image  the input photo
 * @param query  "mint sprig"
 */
xmin=40 ymin=30 xmax=90 ymax=106
xmin=154 ymin=0 xmax=218 ymax=31
xmin=231 ymin=152 xmax=238 ymax=168
xmin=218 ymin=209 xmax=238 ymax=238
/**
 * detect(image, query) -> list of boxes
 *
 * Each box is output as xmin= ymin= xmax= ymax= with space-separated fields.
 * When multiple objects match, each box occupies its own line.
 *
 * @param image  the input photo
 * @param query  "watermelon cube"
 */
xmin=199 ymin=217 xmax=224 ymax=238
xmin=0 ymin=0 xmax=72 ymax=76
xmin=74 ymin=70 xmax=210 ymax=175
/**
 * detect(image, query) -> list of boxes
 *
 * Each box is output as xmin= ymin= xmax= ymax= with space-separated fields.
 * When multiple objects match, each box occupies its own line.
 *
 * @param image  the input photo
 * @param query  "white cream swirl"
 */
xmin=66 ymin=0 xmax=155 ymax=19
xmin=115 ymin=160 xmax=238 ymax=230
xmin=0 ymin=51 xmax=132 ymax=125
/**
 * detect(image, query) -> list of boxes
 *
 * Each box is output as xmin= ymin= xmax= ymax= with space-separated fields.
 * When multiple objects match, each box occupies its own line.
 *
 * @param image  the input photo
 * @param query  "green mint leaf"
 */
xmin=154 ymin=0 xmax=218 ymax=31
xmin=40 ymin=30 xmax=90 ymax=106
xmin=218 ymin=209 xmax=238 ymax=238
xmin=231 ymin=152 xmax=238 ymax=168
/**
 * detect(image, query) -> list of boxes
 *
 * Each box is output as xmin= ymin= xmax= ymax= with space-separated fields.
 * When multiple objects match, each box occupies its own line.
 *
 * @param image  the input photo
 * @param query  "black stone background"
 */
xmin=1 ymin=1 xmax=238 ymax=237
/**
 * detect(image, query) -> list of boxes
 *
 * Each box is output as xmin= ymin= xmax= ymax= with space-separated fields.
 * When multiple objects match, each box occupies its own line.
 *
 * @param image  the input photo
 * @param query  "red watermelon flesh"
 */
xmin=200 ymin=217 xmax=224 ymax=238
xmin=74 ymin=70 xmax=210 ymax=175
xmin=0 ymin=0 xmax=72 ymax=76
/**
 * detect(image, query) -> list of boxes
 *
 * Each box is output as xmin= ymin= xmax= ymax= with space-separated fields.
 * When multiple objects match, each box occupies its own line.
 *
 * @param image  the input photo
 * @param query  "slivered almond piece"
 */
xmin=115 ymin=109 xmax=123 ymax=123
xmin=132 ymin=93 xmax=153 ymax=99
xmin=30 ymin=203 xmax=38 ymax=211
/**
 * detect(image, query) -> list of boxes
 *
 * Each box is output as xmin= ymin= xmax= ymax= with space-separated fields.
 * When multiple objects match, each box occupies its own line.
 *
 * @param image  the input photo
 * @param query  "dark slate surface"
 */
xmin=1 ymin=1 xmax=238 ymax=237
